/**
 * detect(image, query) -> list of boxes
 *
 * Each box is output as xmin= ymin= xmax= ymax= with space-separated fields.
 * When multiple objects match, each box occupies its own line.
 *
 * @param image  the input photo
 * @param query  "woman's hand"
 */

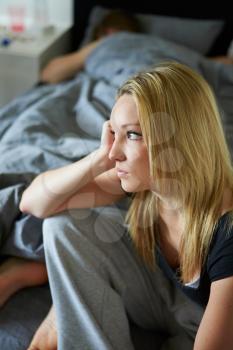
xmin=99 ymin=121 xmax=116 ymax=171
xmin=101 ymin=120 xmax=114 ymax=149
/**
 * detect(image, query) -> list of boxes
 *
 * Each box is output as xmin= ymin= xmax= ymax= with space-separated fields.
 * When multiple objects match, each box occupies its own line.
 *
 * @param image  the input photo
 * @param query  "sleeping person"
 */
xmin=40 ymin=10 xmax=141 ymax=84
xmin=21 ymin=62 xmax=233 ymax=349
xmin=40 ymin=10 xmax=233 ymax=85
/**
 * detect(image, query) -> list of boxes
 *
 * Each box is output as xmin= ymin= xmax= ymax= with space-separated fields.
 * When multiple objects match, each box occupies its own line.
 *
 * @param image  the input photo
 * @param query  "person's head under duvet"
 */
xmin=92 ymin=9 xmax=141 ymax=40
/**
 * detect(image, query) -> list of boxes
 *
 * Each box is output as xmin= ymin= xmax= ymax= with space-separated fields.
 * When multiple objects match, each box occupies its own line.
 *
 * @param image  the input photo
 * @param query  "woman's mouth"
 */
xmin=116 ymin=168 xmax=129 ymax=178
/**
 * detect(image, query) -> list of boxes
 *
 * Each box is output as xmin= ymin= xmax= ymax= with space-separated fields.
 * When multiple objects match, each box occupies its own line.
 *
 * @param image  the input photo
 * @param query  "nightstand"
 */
xmin=0 ymin=26 xmax=71 ymax=107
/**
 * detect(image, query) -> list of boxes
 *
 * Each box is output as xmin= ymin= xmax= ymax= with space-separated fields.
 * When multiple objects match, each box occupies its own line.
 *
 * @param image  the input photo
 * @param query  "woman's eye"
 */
xmin=127 ymin=131 xmax=142 ymax=140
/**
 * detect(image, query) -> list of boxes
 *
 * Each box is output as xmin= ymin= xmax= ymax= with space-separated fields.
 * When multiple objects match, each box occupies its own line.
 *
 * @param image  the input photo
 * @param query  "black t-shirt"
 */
xmin=156 ymin=211 xmax=233 ymax=307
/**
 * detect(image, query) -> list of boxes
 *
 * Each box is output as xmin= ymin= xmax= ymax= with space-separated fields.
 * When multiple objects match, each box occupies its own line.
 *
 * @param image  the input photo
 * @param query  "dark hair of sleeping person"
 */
xmin=92 ymin=10 xmax=142 ymax=40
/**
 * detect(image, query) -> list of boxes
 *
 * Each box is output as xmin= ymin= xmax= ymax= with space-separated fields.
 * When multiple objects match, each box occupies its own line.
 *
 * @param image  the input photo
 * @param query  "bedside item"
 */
xmin=0 ymin=26 xmax=71 ymax=107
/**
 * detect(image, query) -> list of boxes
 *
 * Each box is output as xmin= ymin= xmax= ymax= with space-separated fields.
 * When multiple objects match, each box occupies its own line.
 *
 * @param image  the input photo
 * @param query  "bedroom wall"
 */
xmin=47 ymin=0 xmax=73 ymax=27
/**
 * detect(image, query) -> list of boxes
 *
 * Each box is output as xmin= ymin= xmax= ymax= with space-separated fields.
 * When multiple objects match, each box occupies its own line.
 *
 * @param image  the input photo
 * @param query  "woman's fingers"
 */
xmin=101 ymin=121 xmax=114 ymax=148
xmin=99 ymin=121 xmax=116 ymax=170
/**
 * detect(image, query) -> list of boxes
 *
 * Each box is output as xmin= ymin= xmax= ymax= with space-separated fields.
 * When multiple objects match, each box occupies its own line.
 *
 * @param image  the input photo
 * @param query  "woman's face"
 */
xmin=109 ymin=94 xmax=151 ymax=193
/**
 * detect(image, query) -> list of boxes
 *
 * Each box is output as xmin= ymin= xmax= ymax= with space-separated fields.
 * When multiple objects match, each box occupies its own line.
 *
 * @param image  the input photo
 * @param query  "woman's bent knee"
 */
xmin=42 ymin=208 xmax=105 ymax=248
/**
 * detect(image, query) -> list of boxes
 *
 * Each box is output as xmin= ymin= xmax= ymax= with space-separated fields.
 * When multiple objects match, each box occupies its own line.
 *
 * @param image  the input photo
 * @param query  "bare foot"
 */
xmin=0 ymin=257 xmax=47 ymax=307
xmin=28 ymin=305 xmax=57 ymax=350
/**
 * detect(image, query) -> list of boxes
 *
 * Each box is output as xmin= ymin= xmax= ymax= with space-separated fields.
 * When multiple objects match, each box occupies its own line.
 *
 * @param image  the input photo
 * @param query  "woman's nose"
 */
xmin=109 ymin=140 xmax=126 ymax=161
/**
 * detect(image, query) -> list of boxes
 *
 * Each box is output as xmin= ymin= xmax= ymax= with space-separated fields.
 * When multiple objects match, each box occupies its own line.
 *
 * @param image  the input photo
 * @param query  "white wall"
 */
xmin=0 ymin=0 xmax=73 ymax=29
xmin=48 ymin=0 xmax=73 ymax=27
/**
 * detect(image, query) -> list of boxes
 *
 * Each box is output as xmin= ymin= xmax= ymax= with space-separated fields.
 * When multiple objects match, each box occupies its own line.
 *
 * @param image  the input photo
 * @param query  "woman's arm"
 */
xmin=40 ymin=40 xmax=100 ymax=84
xmin=20 ymin=121 xmax=125 ymax=218
xmin=194 ymin=277 xmax=233 ymax=350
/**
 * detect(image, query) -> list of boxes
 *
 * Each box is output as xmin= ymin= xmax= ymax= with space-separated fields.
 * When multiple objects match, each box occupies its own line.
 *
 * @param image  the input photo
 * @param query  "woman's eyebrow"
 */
xmin=110 ymin=123 xmax=140 ymax=129
xmin=121 ymin=123 xmax=140 ymax=128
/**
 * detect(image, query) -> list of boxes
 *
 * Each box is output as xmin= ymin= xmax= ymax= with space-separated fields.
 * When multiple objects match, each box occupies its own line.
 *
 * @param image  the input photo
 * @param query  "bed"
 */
xmin=0 ymin=1 xmax=232 ymax=349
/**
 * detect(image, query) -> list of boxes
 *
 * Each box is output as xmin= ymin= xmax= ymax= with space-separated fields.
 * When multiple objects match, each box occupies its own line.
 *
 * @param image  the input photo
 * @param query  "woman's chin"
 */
xmin=120 ymin=180 xmax=133 ymax=193
xmin=121 ymin=179 xmax=146 ymax=193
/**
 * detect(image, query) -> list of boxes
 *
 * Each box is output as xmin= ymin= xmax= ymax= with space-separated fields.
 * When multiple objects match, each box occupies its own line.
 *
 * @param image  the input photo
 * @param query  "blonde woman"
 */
xmin=21 ymin=62 xmax=233 ymax=350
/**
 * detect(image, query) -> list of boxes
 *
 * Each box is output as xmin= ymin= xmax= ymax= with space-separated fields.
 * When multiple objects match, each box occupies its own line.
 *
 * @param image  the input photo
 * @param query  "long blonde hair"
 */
xmin=117 ymin=62 xmax=233 ymax=283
